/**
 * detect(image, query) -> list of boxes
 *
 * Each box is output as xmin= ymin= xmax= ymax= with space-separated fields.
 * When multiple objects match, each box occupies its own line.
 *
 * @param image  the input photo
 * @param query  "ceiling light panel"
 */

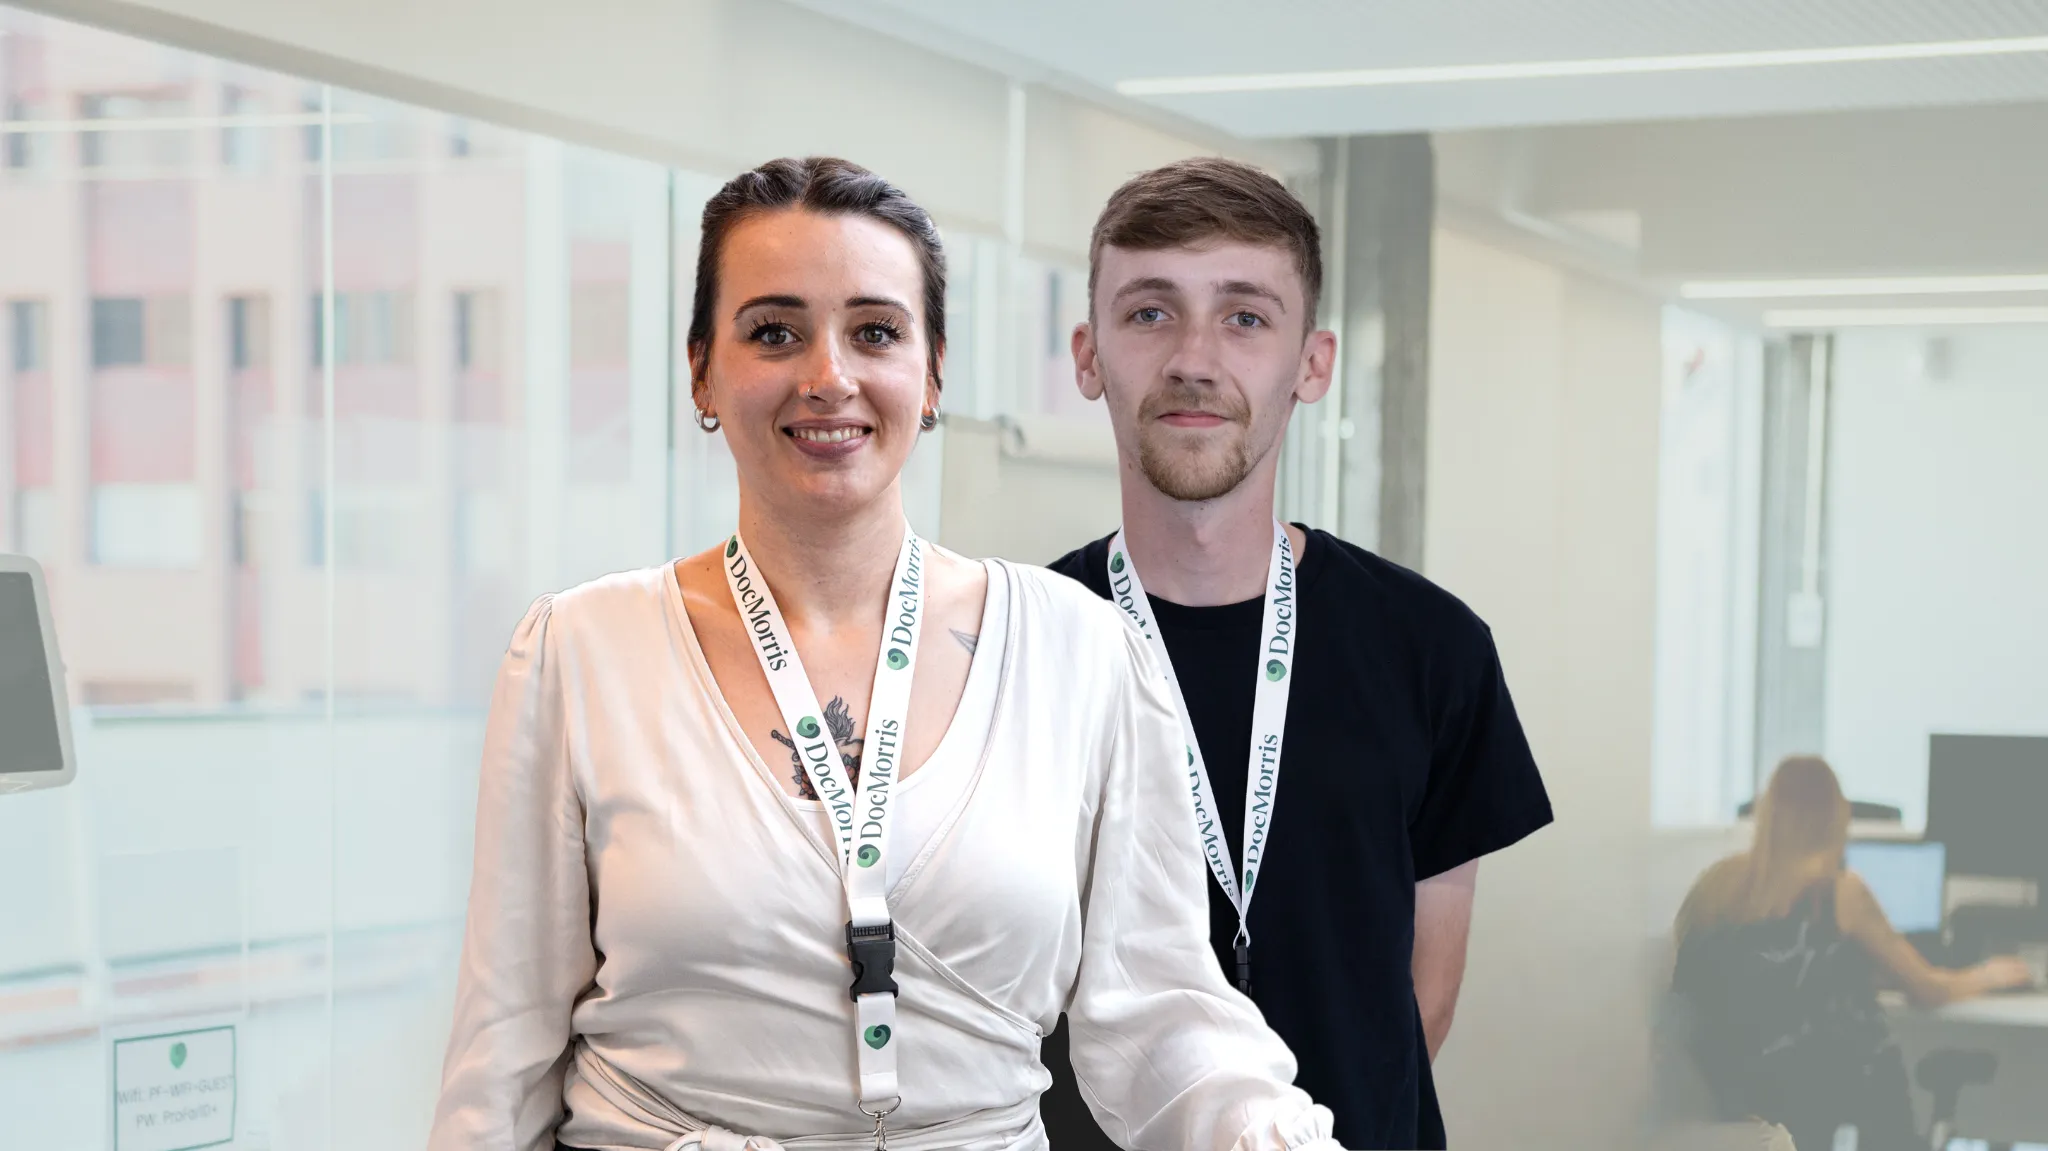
xmin=1683 ymin=274 xmax=2048 ymax=299
xmin=1763 ymin=306 xmax=2048 ymax=328
xmin=1117 ymin=36 xmax=2048 ymax=96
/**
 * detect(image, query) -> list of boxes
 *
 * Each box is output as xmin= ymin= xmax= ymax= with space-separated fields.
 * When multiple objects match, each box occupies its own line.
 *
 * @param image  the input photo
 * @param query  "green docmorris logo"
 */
xmin=856 ymin=844 xmax=881 ymax=868
xmin=798 ymin=716 xmax=821 ymax=739
xmin=169 ymin=1042 xmax=187 ymax=1069
xmin=1266 ymin=659 xmax=1286 ymax=681
xmin=1110 ymin=552 xmax=1125 ymax=573
xmin=864 ymin=1024 xmax=892 ymax=1049
xmin=726 ymin=537 xmax=738 ymax=558
xmin=886 ymin=648 xmax=908 ymax=670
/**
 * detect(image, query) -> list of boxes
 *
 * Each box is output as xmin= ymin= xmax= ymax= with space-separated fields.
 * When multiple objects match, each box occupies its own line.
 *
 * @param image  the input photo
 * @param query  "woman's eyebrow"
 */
xmin=732 ymin=294 xmax=808 ymax=315
xmin=846 ymin=295 xmax=912 ymax=312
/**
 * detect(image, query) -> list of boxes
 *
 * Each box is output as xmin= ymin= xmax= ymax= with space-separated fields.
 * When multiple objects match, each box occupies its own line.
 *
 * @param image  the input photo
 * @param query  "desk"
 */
xmin=1886 ymin=991 xmax=2048 ymax=1145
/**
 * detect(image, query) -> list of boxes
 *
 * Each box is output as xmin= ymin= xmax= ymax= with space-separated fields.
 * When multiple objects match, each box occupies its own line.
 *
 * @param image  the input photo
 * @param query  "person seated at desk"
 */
xmin=1671 ymin=755 xmax=2033 ymax=1151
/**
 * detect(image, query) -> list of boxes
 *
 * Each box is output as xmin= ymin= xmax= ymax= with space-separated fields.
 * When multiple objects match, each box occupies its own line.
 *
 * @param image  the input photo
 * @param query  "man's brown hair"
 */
xmin=1088 ymin=156 xmax=1323 ymax=328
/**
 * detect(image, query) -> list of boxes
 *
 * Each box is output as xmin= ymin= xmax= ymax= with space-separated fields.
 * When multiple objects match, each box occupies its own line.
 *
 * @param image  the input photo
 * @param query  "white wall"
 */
xmin=1822 ymin=326 xmax=2048 ymax=826
xmin=1424 ymin=226 xmax=1663 ymax=1149
xmin=1651 ymin=309 xmax=1765 ymax=827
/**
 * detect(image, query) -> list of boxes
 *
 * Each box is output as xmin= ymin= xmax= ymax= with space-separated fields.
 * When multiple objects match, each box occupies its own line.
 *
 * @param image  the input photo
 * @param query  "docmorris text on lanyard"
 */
xmin=725 ymin=527 xmax=926 ymax=1141
xmin=1106 ymin=522 xmax=1296 ymax=994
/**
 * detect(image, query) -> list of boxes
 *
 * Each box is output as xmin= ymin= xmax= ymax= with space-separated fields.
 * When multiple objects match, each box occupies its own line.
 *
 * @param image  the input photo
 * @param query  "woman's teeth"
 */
xmin=790 ymin=427 xmax=866 ymax=443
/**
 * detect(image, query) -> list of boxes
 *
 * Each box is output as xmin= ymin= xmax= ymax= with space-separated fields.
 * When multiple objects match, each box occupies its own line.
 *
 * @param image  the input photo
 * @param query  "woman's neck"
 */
xmin=737 ymin=485 xmax=908 ymax=632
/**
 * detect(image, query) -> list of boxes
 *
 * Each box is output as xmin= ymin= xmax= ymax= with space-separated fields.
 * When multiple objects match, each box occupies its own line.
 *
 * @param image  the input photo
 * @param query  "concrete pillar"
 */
xmin=1751 ymin=333 xmax=1832 ymax=785
xmin=1286 ymin=135 xmax=1435 ymax=570
xmin=1338 ymin=135 xmax=1435 ymax=567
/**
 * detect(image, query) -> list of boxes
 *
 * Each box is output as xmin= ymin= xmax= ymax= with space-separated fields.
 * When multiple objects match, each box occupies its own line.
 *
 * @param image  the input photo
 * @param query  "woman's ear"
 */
xmin=688 ymin=344 xmax=710 ymax=409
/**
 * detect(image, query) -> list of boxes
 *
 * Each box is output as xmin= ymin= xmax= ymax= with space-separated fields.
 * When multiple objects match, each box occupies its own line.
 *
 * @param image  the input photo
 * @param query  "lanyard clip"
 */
xmin=1234 ymin=939 xmax=1252 ymax=995
xmin=846 ymin=920 xmax=899 ymax=1001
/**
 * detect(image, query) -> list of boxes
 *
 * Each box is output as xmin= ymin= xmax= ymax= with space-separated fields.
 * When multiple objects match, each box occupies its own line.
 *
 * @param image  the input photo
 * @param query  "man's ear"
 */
xmin=1295 ymin=328 xmax=1337 ymax=405
xmin=1073 ymin=322 xmax=1105 ymax=402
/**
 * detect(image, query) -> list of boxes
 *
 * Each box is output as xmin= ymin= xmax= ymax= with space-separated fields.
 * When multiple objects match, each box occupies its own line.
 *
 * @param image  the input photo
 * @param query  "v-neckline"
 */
xmin=663 ymin=555 xmax=1014 ymax=894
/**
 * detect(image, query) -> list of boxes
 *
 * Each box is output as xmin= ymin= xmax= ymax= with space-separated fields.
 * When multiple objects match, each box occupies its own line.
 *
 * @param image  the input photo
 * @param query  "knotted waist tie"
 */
xmin=663 ymin=1128 xmax=788 ymax=1151
xmin=573 ymin=1045 xmax=1043 ymax=1151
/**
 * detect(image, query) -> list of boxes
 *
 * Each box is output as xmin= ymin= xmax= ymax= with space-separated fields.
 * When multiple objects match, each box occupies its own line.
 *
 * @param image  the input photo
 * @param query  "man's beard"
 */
xmin=1131 ymin=379 xmax=1256 ymax=503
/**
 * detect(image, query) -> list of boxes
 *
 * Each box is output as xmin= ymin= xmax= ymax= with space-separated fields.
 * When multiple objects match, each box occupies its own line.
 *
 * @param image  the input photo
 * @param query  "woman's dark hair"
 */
xmin=687 ymin=156 xmax=947 ymax=387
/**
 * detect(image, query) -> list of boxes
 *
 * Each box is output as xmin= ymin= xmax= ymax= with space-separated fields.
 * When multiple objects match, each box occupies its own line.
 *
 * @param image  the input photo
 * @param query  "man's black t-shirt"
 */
xmin=1040 ymin=526 xmax=1553 ymax=1149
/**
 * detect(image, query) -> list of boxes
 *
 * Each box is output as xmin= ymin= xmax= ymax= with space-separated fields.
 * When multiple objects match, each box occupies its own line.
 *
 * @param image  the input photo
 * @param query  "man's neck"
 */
xmin=737 ymin=484 xmax=907 ymax=634
xmin=1118 ymin=460 xmax=1286 ymax=607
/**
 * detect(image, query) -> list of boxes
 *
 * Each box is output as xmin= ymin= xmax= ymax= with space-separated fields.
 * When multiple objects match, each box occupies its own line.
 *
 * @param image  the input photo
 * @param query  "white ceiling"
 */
xmin=812 ymin=0 xmax=2048 ymax=135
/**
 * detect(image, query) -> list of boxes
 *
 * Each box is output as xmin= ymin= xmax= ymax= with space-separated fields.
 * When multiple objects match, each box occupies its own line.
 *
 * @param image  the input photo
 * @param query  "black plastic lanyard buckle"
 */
xmin=1234 ymin=939 xmax=1252 ymax=995
xmin=846 ymin=920 xmax=900 ymax=1001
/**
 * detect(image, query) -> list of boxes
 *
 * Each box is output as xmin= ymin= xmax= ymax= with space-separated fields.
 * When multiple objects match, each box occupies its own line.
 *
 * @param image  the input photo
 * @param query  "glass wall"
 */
xmin=0 ymin=8 xmax=970 ymax=1147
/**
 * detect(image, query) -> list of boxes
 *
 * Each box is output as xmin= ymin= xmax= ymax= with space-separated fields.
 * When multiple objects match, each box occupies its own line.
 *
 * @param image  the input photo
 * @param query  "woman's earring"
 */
xmin=695 ymin=407 xmax=720 ymax=433
xmin=919 ymin=408 xmax=939 ymax=432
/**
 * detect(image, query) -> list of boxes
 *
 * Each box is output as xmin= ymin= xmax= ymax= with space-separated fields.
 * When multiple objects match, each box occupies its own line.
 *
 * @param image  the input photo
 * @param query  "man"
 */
xmin=1040 ymin=158 xmax=1554 ymax=1149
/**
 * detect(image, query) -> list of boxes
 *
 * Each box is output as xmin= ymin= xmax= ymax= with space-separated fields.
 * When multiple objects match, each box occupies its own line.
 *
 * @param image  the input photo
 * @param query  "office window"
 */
xmin=227 ymin=295 xmax=271 ymax=371
xmin=4 ymin=96 xmax=50 ymax=170
xmin=10 ymin=298 xmax=56 ymax=560
xmin=92 ymin=298 xmax=146 ymax=367
xmin=311 ymin=290 xmax=413 ymax=366
xmin=10 ymin=299 xmax=47 ymax=372
xmin=78 ymin=91 xmax=191 ymax=169
xmin=91 ymin=296 xmax=188 ymax=368
xmin=356 ymin=291 xmax=408 ymax=365
xmin=300 ymin=92 xmax=324 ymax=161
xmin=453 ymin=289 xmax=502 ymax=376
xmin=220 ymin=84 xmax=270 ymax=172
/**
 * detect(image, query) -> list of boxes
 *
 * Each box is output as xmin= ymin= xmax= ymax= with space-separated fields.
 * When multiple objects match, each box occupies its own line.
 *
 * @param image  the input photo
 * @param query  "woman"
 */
xmin=427 ymin=157 xmax=1344 ymax=1151
xmin=1671 ymin=755 xmax=2031 ymax=1151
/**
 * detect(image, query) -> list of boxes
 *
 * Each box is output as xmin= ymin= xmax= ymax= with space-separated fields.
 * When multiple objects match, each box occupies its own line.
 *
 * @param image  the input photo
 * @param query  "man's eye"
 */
xmin=1132 ymin=307 xmax=1166 ymax=324
xmin=1228 ymin=312 xmax=1264 ymax=329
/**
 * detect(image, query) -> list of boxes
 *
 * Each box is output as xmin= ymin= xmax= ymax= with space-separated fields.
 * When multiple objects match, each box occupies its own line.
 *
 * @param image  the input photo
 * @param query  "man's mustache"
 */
xmin=1137 ymin=386 xmax=1250 ymax=426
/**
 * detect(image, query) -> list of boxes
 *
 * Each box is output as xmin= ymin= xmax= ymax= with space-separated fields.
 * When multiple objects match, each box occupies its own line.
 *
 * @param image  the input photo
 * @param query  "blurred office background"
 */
xmin=2 ymin=1 xmax=2046 ymax=1148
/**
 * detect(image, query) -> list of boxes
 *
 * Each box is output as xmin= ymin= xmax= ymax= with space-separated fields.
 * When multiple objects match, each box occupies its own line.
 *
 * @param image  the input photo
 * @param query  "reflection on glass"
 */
xmin=0 ymin=7 xmax=725 ymax=1147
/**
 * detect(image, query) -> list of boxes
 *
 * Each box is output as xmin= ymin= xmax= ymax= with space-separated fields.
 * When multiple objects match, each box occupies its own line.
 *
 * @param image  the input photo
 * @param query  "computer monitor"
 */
xmin=0 ymin=554 xmax=76 ymax=795
xmin=1927 ymin=733 xmax=2048 ymax=884
xmin=1845 ymin=840 xmax=1948 ymax=935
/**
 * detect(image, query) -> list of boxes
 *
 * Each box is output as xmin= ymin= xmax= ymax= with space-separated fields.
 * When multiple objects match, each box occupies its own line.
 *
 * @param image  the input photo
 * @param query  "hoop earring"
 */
xmin=694 ymin=408 xmax=720 ymax=433
xmin=919 ymin=408 xmax=939 ymax=432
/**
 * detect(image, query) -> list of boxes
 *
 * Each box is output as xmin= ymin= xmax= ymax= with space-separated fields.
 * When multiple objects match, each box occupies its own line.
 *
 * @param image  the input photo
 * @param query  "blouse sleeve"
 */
xmin=428 ymin=596 xmax=597 ymax=1151
xmin=1064 ymin=625 xmax=1345 ymax=1151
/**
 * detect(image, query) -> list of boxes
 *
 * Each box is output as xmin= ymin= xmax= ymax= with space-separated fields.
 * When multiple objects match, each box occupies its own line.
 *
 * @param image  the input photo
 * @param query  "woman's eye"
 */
xmin=855 ymin=322 xmax=901 ymax=346
xmin=750 ymin=322 xmax=796 ymax=348
xmin=1132 ymin=307 xmax=1166 ymax=324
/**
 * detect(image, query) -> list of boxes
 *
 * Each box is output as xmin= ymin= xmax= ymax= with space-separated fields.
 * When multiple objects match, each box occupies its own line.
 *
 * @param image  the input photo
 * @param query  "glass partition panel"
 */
xmin=0 ymin=9 xmax=727 ymax=1149
xmin=0 ymin=9 xmax=341 ymax=1147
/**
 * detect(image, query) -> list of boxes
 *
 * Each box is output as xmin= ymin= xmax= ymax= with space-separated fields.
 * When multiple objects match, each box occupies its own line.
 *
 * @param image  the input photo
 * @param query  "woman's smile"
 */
xmin=784 ymin=419 xmax=874 ymax=458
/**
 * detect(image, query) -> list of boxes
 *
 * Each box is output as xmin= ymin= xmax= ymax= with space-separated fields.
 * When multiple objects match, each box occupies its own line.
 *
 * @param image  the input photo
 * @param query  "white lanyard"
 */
xmin=1105 ymin=521 xmax=1296 ymax=993
xmin=724 ymin=528 xmax=925 ymax=1140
